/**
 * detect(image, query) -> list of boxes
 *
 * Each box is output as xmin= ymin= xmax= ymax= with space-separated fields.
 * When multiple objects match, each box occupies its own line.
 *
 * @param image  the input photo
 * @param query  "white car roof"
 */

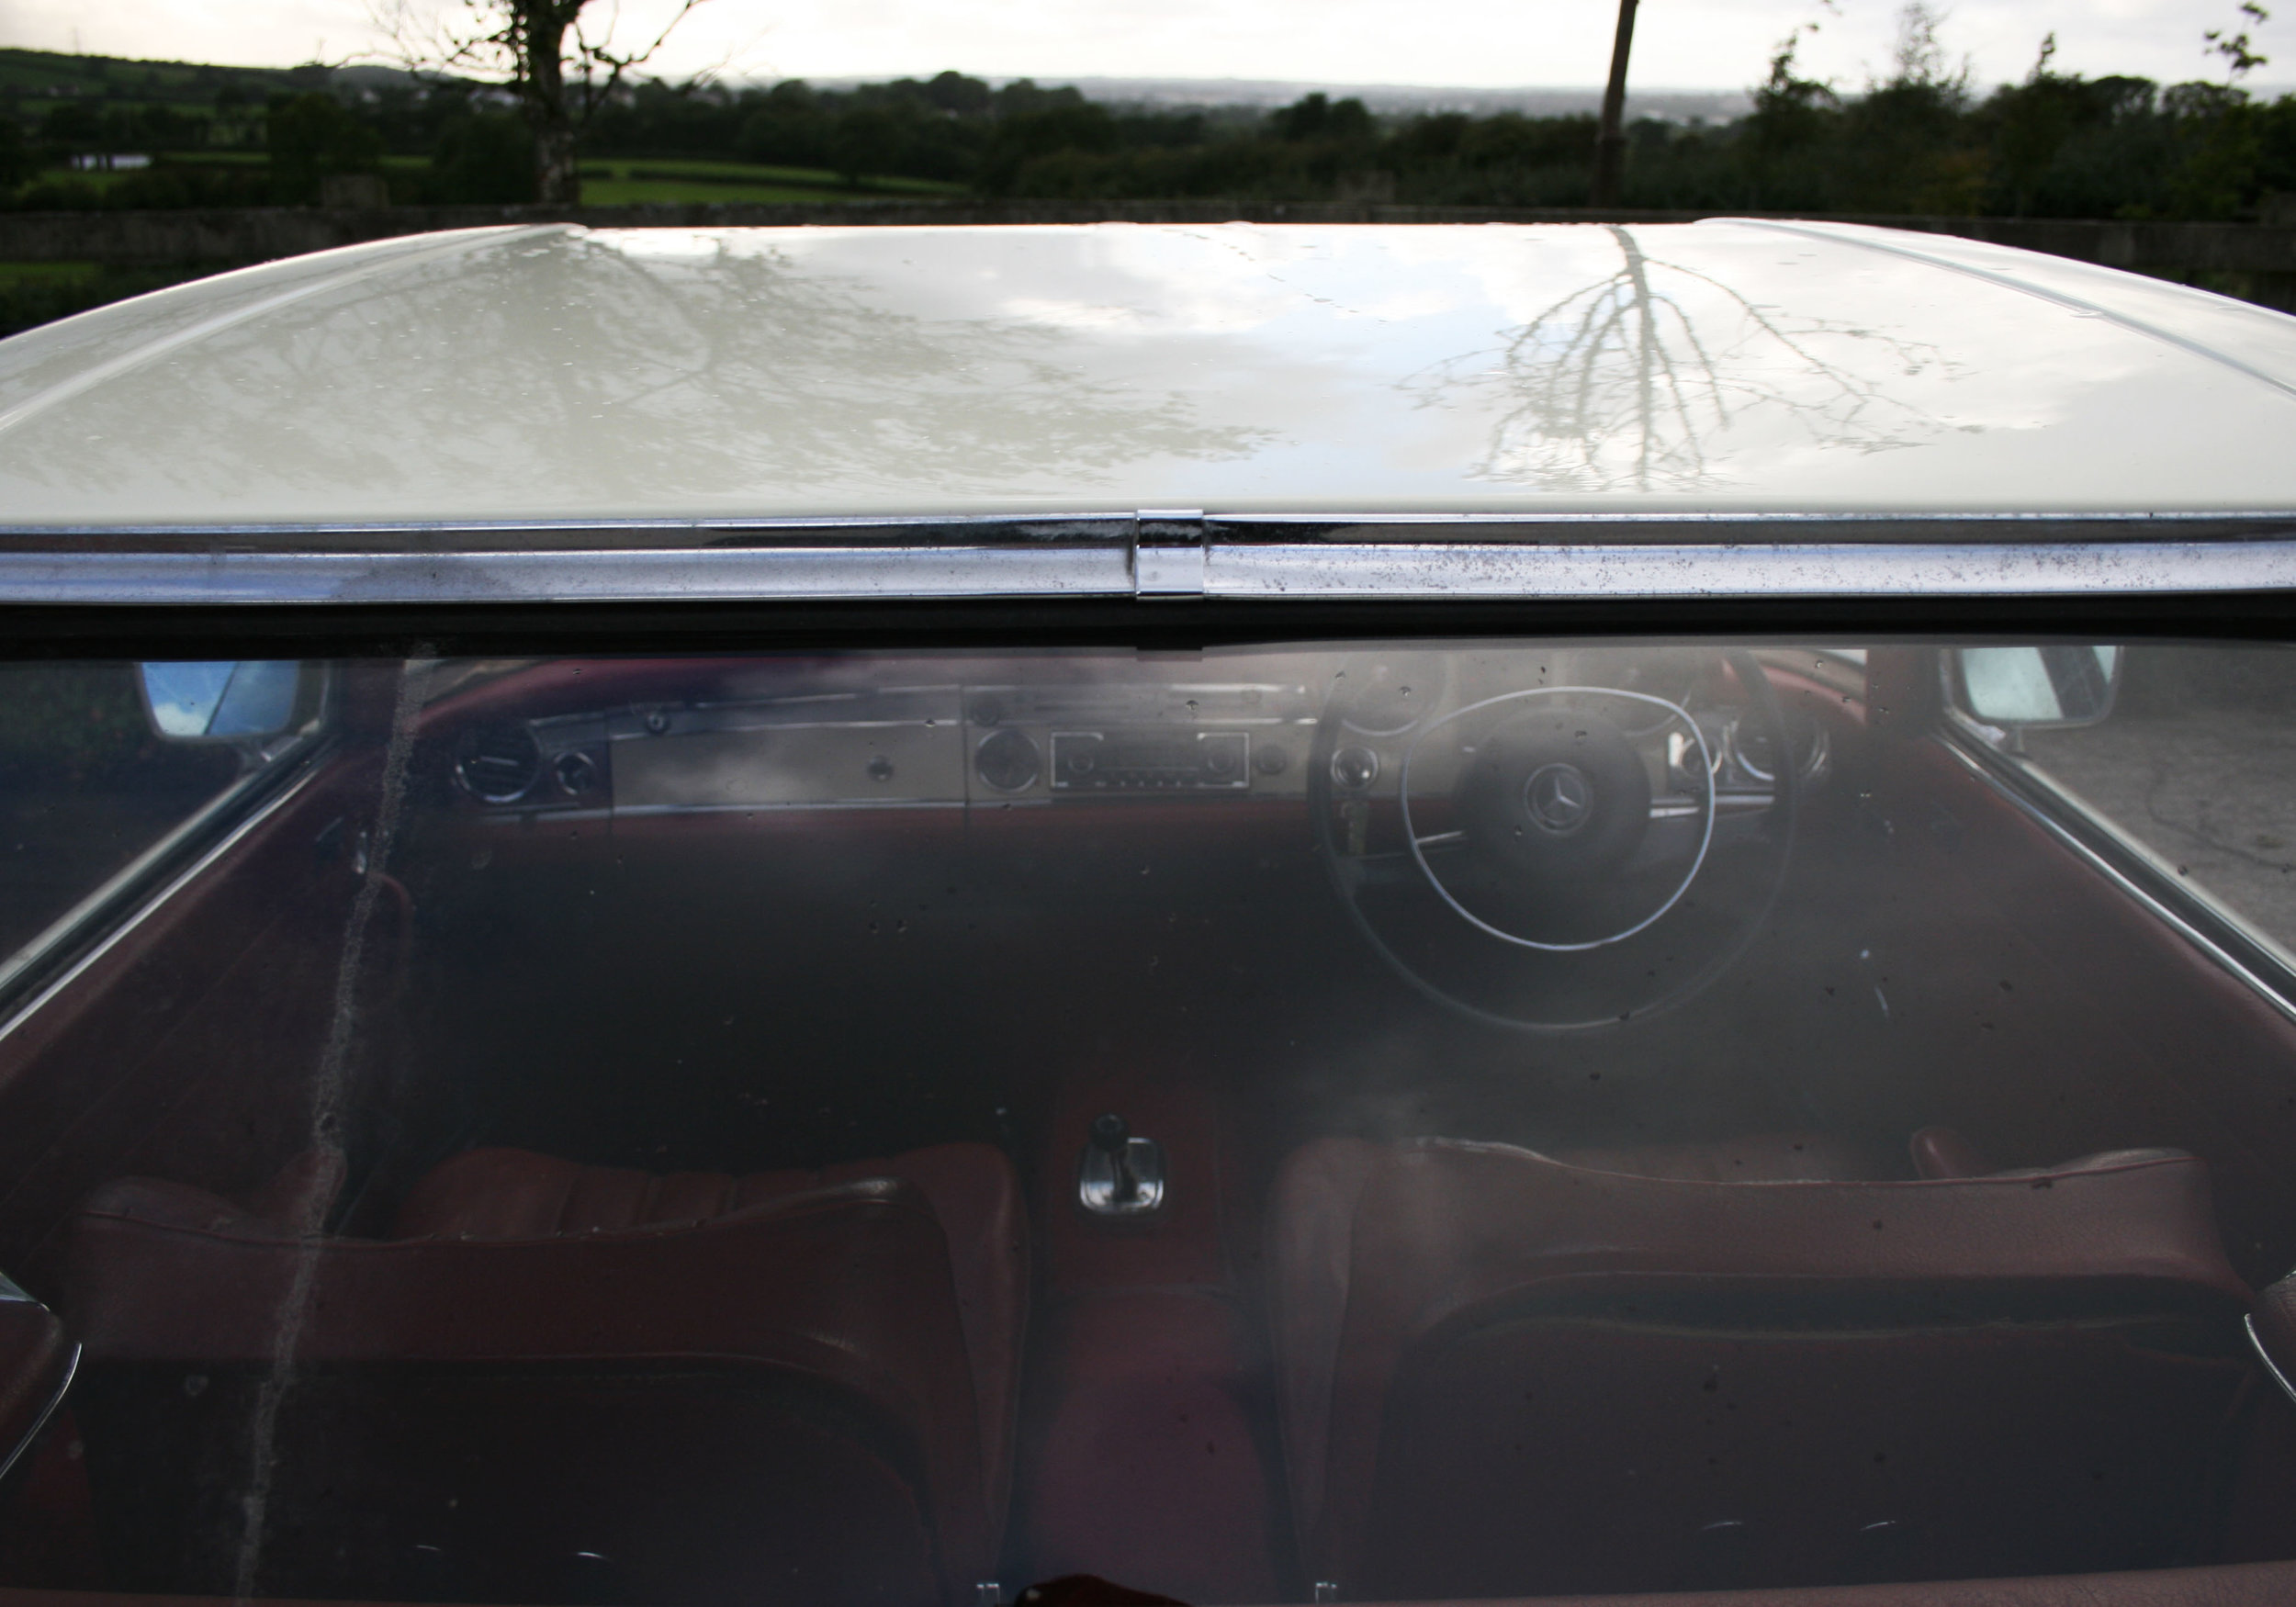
xmin=2 ymin=219 xmax=2293 ymax=530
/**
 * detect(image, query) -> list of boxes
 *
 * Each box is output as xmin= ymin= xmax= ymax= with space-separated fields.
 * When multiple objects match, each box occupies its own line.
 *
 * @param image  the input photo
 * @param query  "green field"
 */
xmin=575 ymin=160 xmax=965 ymax=206
xmin=21 ymin=165 xmax=159 ymax=194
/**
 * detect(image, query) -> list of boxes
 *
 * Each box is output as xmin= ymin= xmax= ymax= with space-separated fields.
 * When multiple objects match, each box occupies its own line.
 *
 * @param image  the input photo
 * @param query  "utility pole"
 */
xmin=1591 ymin=0 xmax=1639 ymax=208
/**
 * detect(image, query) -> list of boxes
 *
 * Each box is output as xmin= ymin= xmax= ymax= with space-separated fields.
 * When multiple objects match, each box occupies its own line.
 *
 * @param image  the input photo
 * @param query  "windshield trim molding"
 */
xmin=3 ymin=510 xmax=2295 ymax=553
xmin=4 ymin=536 xmax=2296 ymax=606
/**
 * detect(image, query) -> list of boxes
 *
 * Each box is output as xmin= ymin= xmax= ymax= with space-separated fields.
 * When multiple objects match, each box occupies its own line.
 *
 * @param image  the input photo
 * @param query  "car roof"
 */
xmin=1 ymin=219 xmax=2293 ymax=531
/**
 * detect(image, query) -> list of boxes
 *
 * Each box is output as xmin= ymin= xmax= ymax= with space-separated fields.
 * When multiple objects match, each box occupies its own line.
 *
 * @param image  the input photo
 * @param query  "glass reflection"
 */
xmin=1408 ymin=226 xmax=1957 ymax=492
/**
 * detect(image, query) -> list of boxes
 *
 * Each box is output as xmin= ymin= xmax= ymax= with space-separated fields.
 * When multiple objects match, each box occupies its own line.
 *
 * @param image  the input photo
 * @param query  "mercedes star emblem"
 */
xmin=1525 ymin=762 xmax=1594 ymax=836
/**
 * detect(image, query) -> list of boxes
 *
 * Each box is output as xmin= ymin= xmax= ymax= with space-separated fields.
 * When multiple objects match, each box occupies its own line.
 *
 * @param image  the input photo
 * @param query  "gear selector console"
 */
xmin=1078 ymin=1112 xmax=1166 ymax=1217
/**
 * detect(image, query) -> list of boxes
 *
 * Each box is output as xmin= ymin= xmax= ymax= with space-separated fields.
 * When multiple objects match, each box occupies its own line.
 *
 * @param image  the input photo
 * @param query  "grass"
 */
xmin=21 ymin=165 xmax=148 ymax=194
xmin=575 ymin=159 xmax=967 ymax=205
xmin=578 ymin=177 xmax=883 ymax=205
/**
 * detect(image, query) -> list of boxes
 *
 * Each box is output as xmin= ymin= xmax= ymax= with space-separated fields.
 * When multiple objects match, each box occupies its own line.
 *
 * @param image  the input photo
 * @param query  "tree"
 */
xmin=1272 ymin=93 xmax=1374 ymax=144
xmin=373 ymin=0 xmax=711 ymax=202
xmin=1741 ymin=25 xmax=1840 ymax=208
xmin=1839 ymin=3 xmax=1982 ymax=213
xmin=1590 ymin=0 xmax=1640 ymax=206
xmin=2207 ymin=2 xmax=2271 ymax=83
xmin=268 ymin=92 xmax=388 ymax=204
xmin=431 ymin=109 xmax=537 ymax=201
xmin=828 ymin=105 xmax=906 ymax=188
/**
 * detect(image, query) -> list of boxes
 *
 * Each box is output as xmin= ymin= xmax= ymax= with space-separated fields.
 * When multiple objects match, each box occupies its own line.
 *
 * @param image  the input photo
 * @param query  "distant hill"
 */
xmin=0 ymin=46 xmax=332 ymax=108
xmin=2 ymin=46 xmax=1750 ymax=126
xmin=956 ymin=78 xmax=1752 ymax=123
xmin=5 ymin=45 xmax=2290 ymax=125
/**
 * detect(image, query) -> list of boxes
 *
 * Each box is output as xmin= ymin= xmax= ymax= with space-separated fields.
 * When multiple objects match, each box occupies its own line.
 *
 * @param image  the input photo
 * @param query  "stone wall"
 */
xmin=3 ymin=201 xmax=2291 ymax=308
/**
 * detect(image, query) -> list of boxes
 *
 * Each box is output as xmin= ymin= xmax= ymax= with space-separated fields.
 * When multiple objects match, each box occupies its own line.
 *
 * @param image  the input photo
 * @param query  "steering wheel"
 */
xmin=1309 ymin=647 xmax=1799 ymax=1033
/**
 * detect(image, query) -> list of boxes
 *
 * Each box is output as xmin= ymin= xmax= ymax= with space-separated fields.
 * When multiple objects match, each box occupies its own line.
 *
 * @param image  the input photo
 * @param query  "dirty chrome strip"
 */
xmin=3 ymin=539 xmax=2296 ymax=604
xmin=3 ymin=510 xmax=2295 ymax=549
xmin=1204 ymin=541 xmax=2296 ymax=598
xmin=0 ymin=545 xmax=1129 ymax=603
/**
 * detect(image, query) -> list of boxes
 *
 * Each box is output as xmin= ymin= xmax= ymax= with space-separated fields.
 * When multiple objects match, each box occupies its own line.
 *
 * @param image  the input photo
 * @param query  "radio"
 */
xmin=1049 ymin=729 xmax=1250 ymax=791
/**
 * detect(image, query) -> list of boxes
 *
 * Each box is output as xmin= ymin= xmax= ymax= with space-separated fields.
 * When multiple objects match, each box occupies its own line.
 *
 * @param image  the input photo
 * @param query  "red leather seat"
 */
xmin=65 ymin=1142 xmax=1027 ymax=1607
xmin=1268 ymin=1134 xmax=2254 ymax=1600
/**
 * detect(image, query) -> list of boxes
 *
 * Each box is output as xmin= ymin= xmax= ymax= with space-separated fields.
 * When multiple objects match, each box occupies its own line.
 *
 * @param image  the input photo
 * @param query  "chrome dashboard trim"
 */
xmin=612 ymin=800 xmax=967 ymax=816
xmin=6 ymin=537 xmax=2296 ymax=605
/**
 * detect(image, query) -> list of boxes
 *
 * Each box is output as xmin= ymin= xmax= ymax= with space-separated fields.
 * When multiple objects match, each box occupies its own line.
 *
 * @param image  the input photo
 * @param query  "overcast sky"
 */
xmin=0 ymin=0 xmax=2276 ymax=96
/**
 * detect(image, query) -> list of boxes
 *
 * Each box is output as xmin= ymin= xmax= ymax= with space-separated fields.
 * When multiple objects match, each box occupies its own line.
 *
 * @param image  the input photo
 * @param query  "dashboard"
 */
xmin=439 ymin=649 xmax=1853 ymax=827
xmin=448 ymin=679 xmax=1326 ymax=817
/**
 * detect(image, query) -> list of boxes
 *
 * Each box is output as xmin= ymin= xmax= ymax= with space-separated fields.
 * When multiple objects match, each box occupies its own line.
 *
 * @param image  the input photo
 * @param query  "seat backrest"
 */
xmin=1269 ymin=1136 xmax=2254 ymax=1600
xmin=64 ymin=1143 xmax=1026 ymax=1607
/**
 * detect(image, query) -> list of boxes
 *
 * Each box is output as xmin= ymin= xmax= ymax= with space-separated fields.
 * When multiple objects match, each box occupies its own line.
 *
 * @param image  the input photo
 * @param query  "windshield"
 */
xmin=1 ymin=635 xmax=2292 ymax=1606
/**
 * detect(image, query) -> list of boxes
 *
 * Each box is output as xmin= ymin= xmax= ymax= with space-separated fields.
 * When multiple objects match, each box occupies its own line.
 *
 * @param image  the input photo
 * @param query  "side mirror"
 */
xmin=138 ymin=661 xmax=314 ymax=743
xmin=1951 ymin=646 xmax=2122 ymax=730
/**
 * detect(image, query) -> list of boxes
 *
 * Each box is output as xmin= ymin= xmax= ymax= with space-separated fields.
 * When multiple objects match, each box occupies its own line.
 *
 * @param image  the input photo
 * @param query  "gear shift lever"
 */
xmin=1079 ymin=1111 xmax=1165 ymax=1216
xmin=1089 ymin=1113 xmax=1138 ymax=1205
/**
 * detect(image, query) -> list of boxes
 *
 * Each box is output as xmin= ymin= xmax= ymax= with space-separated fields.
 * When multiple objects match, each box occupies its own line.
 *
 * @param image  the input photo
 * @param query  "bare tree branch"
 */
xmin=366 ymin=0 xmax=715 ymax=202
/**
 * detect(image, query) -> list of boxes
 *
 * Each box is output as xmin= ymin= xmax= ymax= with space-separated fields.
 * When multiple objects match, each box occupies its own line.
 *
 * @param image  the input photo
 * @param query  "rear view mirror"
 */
xmin=138 ymin=661 xmax=311 ymax=743
xmin=1952 ymin=646 xmax=2122 ymax=729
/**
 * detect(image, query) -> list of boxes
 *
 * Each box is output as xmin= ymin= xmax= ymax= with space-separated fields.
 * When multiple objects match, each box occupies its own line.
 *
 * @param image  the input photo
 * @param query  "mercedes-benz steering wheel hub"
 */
xmin=1524 ymin=762 xmax=1594 ymax=837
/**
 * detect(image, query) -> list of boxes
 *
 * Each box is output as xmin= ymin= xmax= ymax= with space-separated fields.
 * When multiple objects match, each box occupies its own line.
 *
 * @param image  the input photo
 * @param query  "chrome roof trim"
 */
xmin=0 ymin=545 xmax=1132 ymax=604
xmin=1208 ymin=540 xmax=2296 ymax=598
xmin=5 ymin=537 xmax=2296 ymax=606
